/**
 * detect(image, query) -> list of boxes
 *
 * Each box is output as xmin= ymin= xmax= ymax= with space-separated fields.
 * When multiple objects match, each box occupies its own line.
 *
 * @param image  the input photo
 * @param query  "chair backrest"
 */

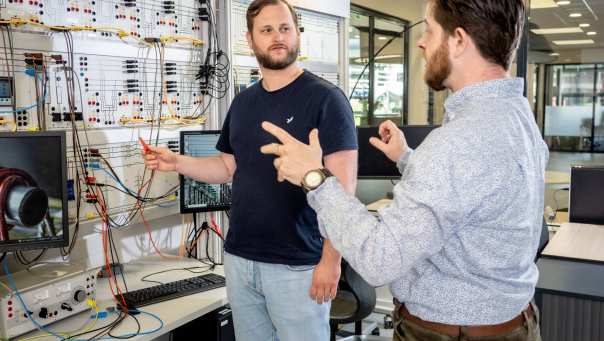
xmin=331 ymin=260 xmax=376 ymax=324
xmin=536 ymin=218 xmax=550 ymax=261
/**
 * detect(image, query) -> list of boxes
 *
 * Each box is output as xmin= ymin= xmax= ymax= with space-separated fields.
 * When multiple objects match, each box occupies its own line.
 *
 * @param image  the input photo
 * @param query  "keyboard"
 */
xmin=118 ymin=273 xmax=226 ymax=308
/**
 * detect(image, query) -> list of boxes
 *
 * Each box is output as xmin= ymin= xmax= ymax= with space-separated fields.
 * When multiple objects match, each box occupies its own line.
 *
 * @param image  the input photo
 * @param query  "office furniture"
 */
xmin=17 ymin=257 xmax=228 ymax=341
xmin=330 ymin=261 xmax=375 ymax=340
xmin=569 ymin=166 xmax=604 ymax=225
xmin=537 ymin=218 xmax=550 ymax=259
xmin=536 ymin=222 xmax=604 ymax=341
xmin=172 ymin=304 xmax=235 ymax=341
xmin=330 ymin=261 xmax=390 ymax=341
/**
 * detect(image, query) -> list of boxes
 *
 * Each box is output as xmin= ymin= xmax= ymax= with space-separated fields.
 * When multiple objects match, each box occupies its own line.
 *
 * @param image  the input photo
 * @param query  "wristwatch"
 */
xmin=302 ymin=168 xmax=333 ymax=193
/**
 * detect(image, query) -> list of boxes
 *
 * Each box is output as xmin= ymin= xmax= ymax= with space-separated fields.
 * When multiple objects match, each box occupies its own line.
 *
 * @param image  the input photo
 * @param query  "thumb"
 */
xmin=146 ymin=145 xmax=162 ymax=154
xmin=147 ymin=145 xmax=163 ymax=154
xmin=309 ymin=129 xmax=320 ymax=148
xmin=369 ymin=137 xmax=388 ymax=153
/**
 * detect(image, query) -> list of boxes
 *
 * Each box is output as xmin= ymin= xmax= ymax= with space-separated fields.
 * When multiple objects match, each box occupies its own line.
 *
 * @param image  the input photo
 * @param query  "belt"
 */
xmin=397 ymin=302 xmax=534 ymax=338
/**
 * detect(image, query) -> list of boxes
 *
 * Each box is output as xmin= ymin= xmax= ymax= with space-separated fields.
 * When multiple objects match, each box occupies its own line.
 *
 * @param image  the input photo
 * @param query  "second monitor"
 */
xmin=357 ymin=125 xmax=439 ymax=179
xmin=179 ymin=131 xmax=232 ymax=213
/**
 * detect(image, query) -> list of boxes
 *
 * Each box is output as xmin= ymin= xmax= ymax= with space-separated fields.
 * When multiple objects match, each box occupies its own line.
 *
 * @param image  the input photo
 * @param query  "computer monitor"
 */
xmin=569 ymin=165 xmax=604 ymax=224
xmin=357 ymin=125 xmax=439 ymax=179
xmin=0 ymin=131 xmax=68 ymax=253
xmin=179 ymin=130 xmax=232 ymax=213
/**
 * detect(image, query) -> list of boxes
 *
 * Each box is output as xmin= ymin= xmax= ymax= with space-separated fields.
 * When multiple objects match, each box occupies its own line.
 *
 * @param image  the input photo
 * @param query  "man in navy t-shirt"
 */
xmin=143 ymin=0 xmax=358 ymax=339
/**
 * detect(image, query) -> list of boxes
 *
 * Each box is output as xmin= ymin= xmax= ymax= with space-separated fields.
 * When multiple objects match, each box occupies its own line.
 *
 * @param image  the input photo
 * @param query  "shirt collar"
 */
xmin=443 ymin=78 xmax=524 ymax=123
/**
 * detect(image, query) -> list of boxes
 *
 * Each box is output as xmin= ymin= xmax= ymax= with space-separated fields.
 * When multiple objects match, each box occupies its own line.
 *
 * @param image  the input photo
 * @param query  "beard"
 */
xmin=252 ymin=41 xmax=299 ymax=70
xmin=424 ymin=40 xmax=452 ymax=91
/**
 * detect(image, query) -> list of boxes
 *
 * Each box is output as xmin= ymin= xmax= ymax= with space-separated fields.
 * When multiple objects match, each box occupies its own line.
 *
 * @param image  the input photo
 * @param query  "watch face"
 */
xmin=305 ymin=171 xmax=323 ymax=188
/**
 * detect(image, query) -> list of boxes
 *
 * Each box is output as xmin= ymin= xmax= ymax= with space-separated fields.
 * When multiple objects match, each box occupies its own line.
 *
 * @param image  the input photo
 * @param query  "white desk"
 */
xmin=536 ymin=222 xmax=604 ymax=341
xmin=542 ymin=222 xmax=604 ymax=262
xmin=18 ymin=258 xmax=228 ymax=341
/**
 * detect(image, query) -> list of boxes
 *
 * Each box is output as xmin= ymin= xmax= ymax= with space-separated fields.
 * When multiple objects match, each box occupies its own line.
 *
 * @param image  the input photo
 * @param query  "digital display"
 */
xmin=0 ymin=79 xmax=11 ymax=99
xmin=179 ymin=131 xmax=232 ymax=213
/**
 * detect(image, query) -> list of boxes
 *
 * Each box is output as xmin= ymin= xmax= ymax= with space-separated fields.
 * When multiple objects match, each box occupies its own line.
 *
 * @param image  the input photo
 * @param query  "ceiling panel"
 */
xmin=529 ymin=0 xmax=604 ymax=62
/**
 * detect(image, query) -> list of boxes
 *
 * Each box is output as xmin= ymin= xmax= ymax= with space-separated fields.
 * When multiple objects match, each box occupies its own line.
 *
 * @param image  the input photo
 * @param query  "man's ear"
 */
xmin=246 ymin=31 xmax=254 ymax=54
xmin=450 ymin=27 xmax=471 ymax=59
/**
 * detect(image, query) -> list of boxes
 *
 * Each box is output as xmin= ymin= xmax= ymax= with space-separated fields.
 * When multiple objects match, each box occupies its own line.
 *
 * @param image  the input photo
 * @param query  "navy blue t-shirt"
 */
xmin=216 ymin=71 xmax=358 ymax=265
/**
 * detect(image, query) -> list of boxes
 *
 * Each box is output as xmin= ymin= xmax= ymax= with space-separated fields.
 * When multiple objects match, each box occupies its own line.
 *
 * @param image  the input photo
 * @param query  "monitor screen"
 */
xmin=0 ymin=78 xmax=11 ymax=98
xmin=179 ymin=131 xmax=232 ymax=213
xmin=0 ymin=131 xmax=68 ymax=253
xmin=0 ymin=77 xmax=13 ymax=107
xmin=357 ymin=125 xmax=439 ymax=179
xmin=569 ymin=166 xmax=604 ymax=225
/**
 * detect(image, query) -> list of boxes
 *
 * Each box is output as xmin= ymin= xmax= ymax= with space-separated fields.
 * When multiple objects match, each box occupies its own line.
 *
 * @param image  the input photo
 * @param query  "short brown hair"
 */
xmin=246 ymin=0 xmax=299 ymax=33
xmin=430 ymin=0 xmax=525 ymax=70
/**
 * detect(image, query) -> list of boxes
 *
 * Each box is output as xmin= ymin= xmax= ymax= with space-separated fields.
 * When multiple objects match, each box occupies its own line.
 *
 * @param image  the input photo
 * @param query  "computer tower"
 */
xmin=171 ymin=305 xmax=235 ymax=341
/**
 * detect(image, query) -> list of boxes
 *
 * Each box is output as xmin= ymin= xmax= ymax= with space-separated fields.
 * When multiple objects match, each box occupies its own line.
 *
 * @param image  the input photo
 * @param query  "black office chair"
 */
xmin=536 ymin=217 xmax=550 ymax=260
xmin=329 ymin=260 xmax=378 ymax=341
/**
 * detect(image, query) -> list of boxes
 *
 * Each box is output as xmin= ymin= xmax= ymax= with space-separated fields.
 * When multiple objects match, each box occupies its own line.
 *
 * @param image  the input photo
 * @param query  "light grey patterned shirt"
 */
xmin=308 ymin=78 xmax=549 ymax=325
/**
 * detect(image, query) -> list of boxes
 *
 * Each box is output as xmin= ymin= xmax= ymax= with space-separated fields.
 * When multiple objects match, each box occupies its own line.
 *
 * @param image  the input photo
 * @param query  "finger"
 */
xmin=146 ymin=161 xmax=159 ymax=169
xmin=369 ymin=136 xmax=388 ymax=153
xmin=273 ymin=157 xmax=282 ymax=169
xmin=261 ymin=121 xmax=294 ymax=144
xmin=316 ymin=286 xmax=326 ymax=304
xmin=143 ymin=154 xmax=157 ymax=161
xmin=329 ymin=285 xmax=337 ymax=301
xmin=260 ymin=143 xmax=283 ymax=156
xmin=379 ymin=120 xmax=398 ymax=140
xmin=309 ymin=284 xmax=318 ymax=301
xmin=277 ymin=163 xmax=289 ymax=182
xmin=308 ymin=129 xmax=320 ymax=148
xmin=146 ymin=145 xmax=162 ymax=154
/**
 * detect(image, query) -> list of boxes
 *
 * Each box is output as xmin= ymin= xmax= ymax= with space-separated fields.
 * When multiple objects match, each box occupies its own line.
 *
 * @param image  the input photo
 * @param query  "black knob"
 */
xmin=38 ymin=307 xmax=48 ymax=319
xmin=74 ymin=289 xmax=86 ymax=303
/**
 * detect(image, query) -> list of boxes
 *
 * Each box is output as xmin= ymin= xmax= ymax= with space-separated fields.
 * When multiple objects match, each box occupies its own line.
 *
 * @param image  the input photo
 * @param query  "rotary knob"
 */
xmin=73 ymin=289 xmax=86 ymax=303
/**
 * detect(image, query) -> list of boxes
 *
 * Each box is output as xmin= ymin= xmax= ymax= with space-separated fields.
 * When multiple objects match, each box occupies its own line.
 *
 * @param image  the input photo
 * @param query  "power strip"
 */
xmin=0 ymin=263 xmax=97 ymax=339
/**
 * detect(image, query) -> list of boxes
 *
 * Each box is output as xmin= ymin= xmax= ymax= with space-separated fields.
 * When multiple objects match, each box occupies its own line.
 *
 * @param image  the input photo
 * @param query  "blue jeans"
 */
xmin=224 ymin=252 xmax=330 ymax=341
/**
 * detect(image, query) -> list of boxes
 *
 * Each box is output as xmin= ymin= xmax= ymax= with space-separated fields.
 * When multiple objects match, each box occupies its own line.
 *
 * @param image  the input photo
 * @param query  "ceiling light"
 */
xmin=549 ymin=53 xmax=560 ymax=56
xmin=530 ymin=0 xmax=558 ymax=9
xmin=587 ymin=31 xmax=597 ymax=36
xmin=579 ymin=23 xmax=590 ymax=28
xmin=570 ymin=13 xmax=582 ymax=17
xmin=553 ymin=39 xmax=594 ymax=45
xmin=378 ymin=36 xmax=387 ymax=40
xmin=556 ymin=0 xmax=570 ymax=5
xmin=531 ymin=27 xmax=583 ymax=34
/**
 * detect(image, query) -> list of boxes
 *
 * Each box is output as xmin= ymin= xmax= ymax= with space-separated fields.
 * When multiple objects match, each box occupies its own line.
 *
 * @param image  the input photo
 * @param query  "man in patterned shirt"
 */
xmin=260 ymin=0 xmax=548 ymax=340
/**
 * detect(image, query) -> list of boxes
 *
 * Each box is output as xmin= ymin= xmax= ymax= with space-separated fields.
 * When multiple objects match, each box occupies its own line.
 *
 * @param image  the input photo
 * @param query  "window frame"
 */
xmin=542 ymin=63 xmax=604 ymax=153
xmin=350 ymin=5 xmax=410 ymax=126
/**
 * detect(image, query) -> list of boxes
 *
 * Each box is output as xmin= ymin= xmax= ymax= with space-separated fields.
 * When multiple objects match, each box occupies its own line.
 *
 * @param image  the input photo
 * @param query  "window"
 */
xmin=526 ymin=0 xmax=604 ymax=153
xmin=349 ymin=6 xmax=409 ymax=127
xmin=543 ymin=64 xmax=603 ymax=152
